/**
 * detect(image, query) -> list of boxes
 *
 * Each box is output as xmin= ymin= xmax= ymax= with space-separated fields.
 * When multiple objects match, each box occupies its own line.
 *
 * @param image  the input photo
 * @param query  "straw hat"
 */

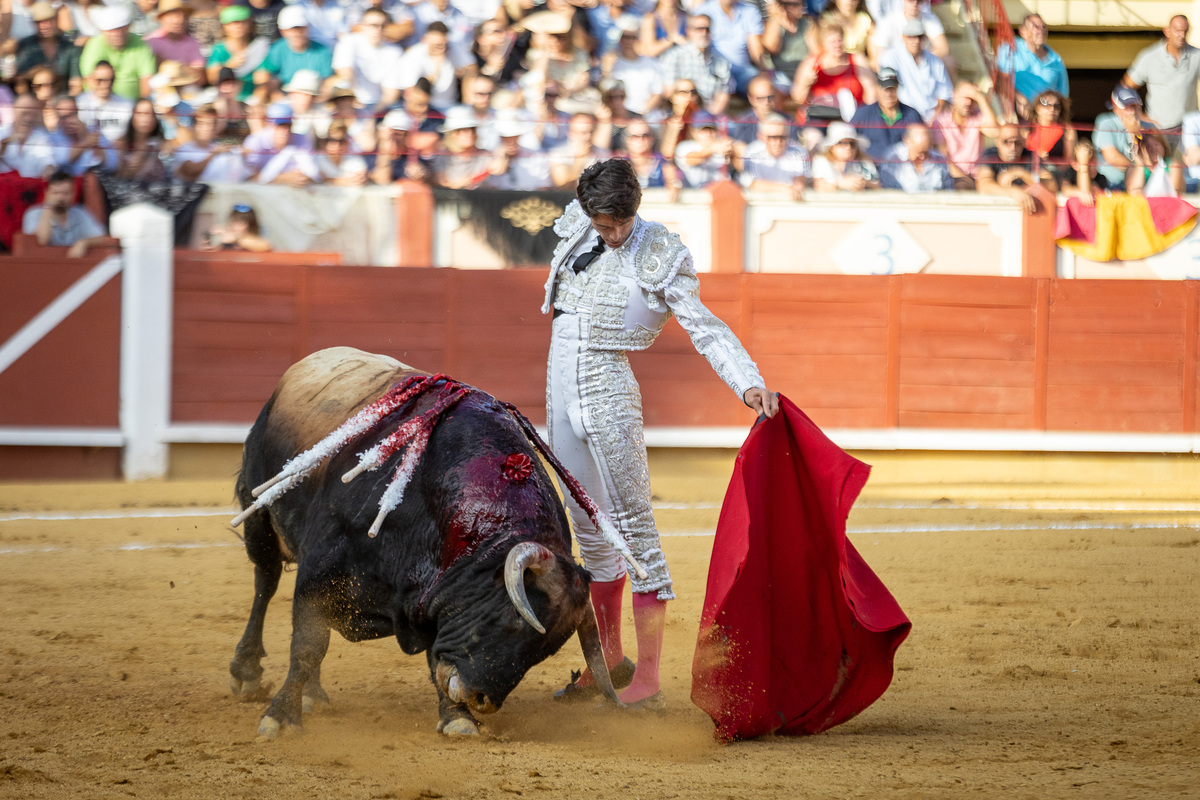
xmin=151 ymin=60 xmax=202 ymax=88
xmin=821 ymin=122 xmax=870 ymax=152
xmin=157 ymin=0 xmax=194 ymax=17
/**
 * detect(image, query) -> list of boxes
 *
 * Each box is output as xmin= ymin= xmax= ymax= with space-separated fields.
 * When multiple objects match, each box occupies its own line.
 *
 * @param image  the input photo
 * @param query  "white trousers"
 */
xmin=547 ymin=313 xmax=674 ymax=600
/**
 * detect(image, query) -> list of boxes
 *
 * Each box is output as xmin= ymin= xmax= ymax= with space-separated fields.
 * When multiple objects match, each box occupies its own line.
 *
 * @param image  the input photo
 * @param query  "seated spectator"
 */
xmin=879 ymin=122 xmax=951 ymax=191
xmin=930 ymin=80 xmax=998 ymax=189
xmin=187 ymin=0 xmax=223 ymax=55
xmin=879 ymin=19 xmax=951 ymax=122
xmin=1126 ymin=130 xmax=1185 ymax=197
xmin=1183 ymin=109 xmax=1200 ymax=192
xmin=1094 ymin=86 xmax=1156 ymax=191
xmin=79 ymin=6 xmax=157 ymax=101
xmin=384 ymin=21 xmax=471 ymax=112
xmin=1060 ymin=140 xmax=1110 ymax=208
xmin=254 ymin=5 xmax=334 ymax=100
xmin=822 ymin=0 xmax=872 ymax=64
xmin=594 ymin=78 xmax=641 ymax=152
xmin=1024 ymin=89 xmax=1076 ymax=171
xmin=674 ymin=110 xmax=733 ymax=187
xmin=210 ymin=67 xmax=251 ymax=143
xmin=22 ymin=169 xmax=109 ymax=256
xmin=282 ymin=69 xmax=333 ymax=141
xmin=148 ymin=60 xmax=200 ymax=143
xmin=298 ymin=0 xmax=352 ymax=51
xmin=247 ymin=0 xmax=286 ymax=42
xmin=114 ymin=97 xmax=169 ymax=181
xmin=812 ymin=121 xmax=879 ymax=191
xmin=0 ymin=94 xmax=57 ymax=178
xmin=16 ymin=2 xmax=82 ymax=95
xmin=526 ymin=23 xmax=593 ymax=115
xmin=976 ymin=123 xmax=1058 ymax=214
xmin=393 ymin=78 xmax=445 ymax=156
xmin=24 ymin=65 xmax=63 ymax=132
xmin=409 ymin=0 xmax=474 ymax=61
xmin=588 ymin=0 xmax=641 ymax=63
xmin=484 ymin=116 xmax=551 ymax=190
xmin=254 ymin=105 xmax=320 ymax=185
xmin=201 ymin=203 xmax=273 ymax=251
xmin=791 ymin=20 xmax=875 ymax=120
xmin=469 ymin=18 xmax=519 ymax=85
xmin=550 ymin=112 xmax=609 ymax=188
xmin=313 ymin=121 xmax=369 ymax=186
xmin=623 ymin=118 xmax=681 ymax=199
xmin=453 ymin=75 xmax=498 ymax=149
xmin=174 ymin=104 xmax=250 ymax=182
xmin=326 ymin=84 xmax=375 ymax=152
xmin=609 ymin=23 xmax=665 ymax=117
xmin=145 ymin=0 xmax=203 ymax=70
xmin=346 ymin=0 xmax=415 ymax=43
xmin=206 ymin=4 xmax=269 ymax=102
xmin=639 ymin=0 xmax=688 ymax=60
xmin=127 ymin=0 xmax=160 ymax=38
xmin=370 ymin=109 xmax=430 ymax=184
xmin=849 ymin=66 xmax=922 ymax=162
xmin=243 ymin=102 xmax=308 ymax=175
xmin=431 ymin=107 xmax=491 ymax=189
xmin=50 ymin=94 xmax=118 ymax=175
xmin=762 ymin=0 xmax=814 ymax=90
xmin=872 ymin=0 xmax=948 ymax=69
xmin=659 ymin=14 xmax=733 ymax=115
xmin=1120 ymin=15 xmax=1197 ymax=132
xmin=996 ymin=14 xmax=1068 ymax=118
xmin=735 ymin=113 xmax=810 ymax=199
xmin=729 ymin=74 xmax=782 ymax=144
xmin=76 ymin=60 xmax=134 ymax=142
xmin=693 ymin=0 xmax=764 ymax=96
xmin=333 ymin=6 xmax=401 ymax=110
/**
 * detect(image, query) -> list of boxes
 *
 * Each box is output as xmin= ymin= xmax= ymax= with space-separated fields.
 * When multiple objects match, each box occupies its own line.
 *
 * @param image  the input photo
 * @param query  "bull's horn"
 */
xmin=504 ymin=542 xmax=556 ymax=635
xmin=577 ymin=600 xmax=623 ymax=706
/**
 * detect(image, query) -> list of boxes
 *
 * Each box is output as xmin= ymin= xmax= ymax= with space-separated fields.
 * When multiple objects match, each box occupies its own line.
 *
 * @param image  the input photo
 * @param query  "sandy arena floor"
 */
xmin=1 ymin=456 xmax=1198 ymax=800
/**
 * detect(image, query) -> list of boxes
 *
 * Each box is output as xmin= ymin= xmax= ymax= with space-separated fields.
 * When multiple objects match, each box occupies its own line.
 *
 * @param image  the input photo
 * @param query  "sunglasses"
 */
xmin=1038 ymin=99 xmax=1061 ymax=108
xmin=765 ymin=134 xmax=788 ymax=141
xmin=675 ymin=87 xmax=697 ymax=94
xmin=233 ymin=204 xmax=252 ymax=213
xmin=689 ymin=25 xmax=710 ymax=32
xmin=1000 ymin=138 xmax=1022 ymax=145
xmin=627 ymin=131 xmax=652 ymax=138
xmin=32 ymin=81 xmax=54 ymax=89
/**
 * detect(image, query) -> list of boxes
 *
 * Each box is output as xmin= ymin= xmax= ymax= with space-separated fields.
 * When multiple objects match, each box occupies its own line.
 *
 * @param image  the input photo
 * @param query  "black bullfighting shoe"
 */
xmin=553 ymin=657 xmax=636 ymax=702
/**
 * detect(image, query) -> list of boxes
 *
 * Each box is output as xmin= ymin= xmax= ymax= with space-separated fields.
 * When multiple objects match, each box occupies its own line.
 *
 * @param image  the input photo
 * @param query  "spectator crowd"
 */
xmin=0 ymin=0 xmax=1196 ymax=241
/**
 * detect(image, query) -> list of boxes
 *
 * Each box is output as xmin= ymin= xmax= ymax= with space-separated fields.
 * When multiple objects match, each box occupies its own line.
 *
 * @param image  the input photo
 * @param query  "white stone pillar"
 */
xmin=111 ymin=203 xmax=174 ymax=480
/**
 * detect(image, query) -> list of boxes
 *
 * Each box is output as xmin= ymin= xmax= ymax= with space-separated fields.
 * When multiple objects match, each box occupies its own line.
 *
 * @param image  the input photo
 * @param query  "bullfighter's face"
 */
xmin=589 ymin=214 xmax=635 ymax=249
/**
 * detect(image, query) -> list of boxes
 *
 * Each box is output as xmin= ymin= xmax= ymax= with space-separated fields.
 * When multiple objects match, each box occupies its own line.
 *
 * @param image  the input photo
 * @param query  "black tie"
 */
xmin=572 ymin=238 xmax=605 ymax=273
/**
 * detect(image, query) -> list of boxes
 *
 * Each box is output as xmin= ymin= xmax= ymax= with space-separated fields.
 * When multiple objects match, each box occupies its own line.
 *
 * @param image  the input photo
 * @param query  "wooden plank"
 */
xmin=1033 ymin=279 xmax=1050 ymax=430
xmin=900 ymin=384 xmax=1035 ymax=415
xmin=751 ymin=327 xmax=889 ymax=356
xmin=1049 ymin=306 xmax=1186 ymax=335
xmin=1046 ymin=384 xmax=1182 ymax=413
xmin=174 ymin=291 xmax=299 ymax=323
xmin=900 ymin=332 xmax=1034 ymax=361
xmin=901 ymin=357 xmax=1035 ymax=387
xmin=900 ymin=306 xmax=1034 ymax=334
xmin=1051 ymin=279 xmax=1185 ymax=308
xmin=901 ymin=274 xmax=1036 ymax=307
xmin=173 ymin=262 xmax=298 ymax=295
xmin=807 ymin=406 xmax=889 ymax=428
xmin=1048 ymin=333 xmax=1184 ymax=361
xmin=1185 ymin=283 xmax=1198 ymax=433
xmin=1047 ymin=359 xmax=1182 ymax=387
xmin=1044 ymin=409 xmax=1181 ymax=433
xmin=899 ymin=410 xmax=1036 ymax=429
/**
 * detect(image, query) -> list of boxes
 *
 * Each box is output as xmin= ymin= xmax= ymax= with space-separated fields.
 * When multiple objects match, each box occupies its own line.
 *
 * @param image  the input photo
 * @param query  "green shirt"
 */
xmin=79 ymin=34 xmax=157 ymax=101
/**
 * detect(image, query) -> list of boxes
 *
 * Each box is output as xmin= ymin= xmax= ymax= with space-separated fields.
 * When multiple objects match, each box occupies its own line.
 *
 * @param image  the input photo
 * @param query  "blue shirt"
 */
xmin=259 ymin=38 xmax=333 ymax=85
xmin=850 ymin=101 xmax=924 ymax=162
xmin=694 ymin=0 xmax=763 ymax=68
xmin=996 ymin=38 xmax=1069 ymax=100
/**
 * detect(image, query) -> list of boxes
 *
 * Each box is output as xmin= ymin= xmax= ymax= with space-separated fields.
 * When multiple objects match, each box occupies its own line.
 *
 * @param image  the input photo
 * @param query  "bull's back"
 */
xmin=267 ymin=347 xmax=421 ymax=453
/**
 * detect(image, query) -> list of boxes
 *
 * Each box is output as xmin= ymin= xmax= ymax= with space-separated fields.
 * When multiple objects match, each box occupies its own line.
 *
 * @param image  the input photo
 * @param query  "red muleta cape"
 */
xmin=691 ymin=395 xmax=911 ymax=741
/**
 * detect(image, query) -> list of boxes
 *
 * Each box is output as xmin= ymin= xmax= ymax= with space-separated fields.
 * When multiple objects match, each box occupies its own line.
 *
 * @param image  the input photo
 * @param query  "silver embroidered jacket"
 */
xmin=541 ymin=200 xmax=765 ymax=400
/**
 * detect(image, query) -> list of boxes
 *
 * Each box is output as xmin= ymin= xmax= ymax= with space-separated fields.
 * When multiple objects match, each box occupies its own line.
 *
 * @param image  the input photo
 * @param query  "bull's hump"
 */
xmin=272 ymin=347 xmax=422 ymax=450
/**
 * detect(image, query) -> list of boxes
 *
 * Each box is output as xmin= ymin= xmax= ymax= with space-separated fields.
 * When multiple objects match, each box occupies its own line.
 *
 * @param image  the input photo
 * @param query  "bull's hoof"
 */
xmin=436 ymin=717 xmax=481 ymax=736
xmin=230 ymin=674 xmax=273 ymax=702
xmin=302 ymin=689 xmax=331 ymax=714
xmin=257 ymin=715 xmax=300 ymax=740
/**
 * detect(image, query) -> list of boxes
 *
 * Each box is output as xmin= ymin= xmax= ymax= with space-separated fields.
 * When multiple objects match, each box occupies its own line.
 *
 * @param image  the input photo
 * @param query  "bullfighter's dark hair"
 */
xmin=576 ymin=159 xmax=641 ymax=220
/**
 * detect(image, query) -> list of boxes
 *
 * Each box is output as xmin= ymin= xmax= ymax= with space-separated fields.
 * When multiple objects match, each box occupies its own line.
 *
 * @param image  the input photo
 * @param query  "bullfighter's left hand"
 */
xmin=743 ymin=387 xmax=779 ymax=419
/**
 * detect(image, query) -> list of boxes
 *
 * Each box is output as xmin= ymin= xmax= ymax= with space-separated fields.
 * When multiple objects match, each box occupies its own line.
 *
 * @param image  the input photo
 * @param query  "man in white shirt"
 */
xmin=609 ymin=22 xmax=664 ymax=116
xmin=175 ymin=105 xmax=250 ymax=183
xmin=735 ymin=113 xmax=810 ymax=199
xmin=673 ymin=111 xmax=733 ymax=187
xmin=75 ymin=61 xmax=135 ymax=142
xmin=333 ymin=7 xmax=402 ymax=109
xmin=297 ymin=0 xmax=350 ymax=49
xmin=880 ymin=19 xmax=952 ymax=121
xmin=484 ymin=117 xmax=551 ymax=190
xmin=283 ymin=69 xmax=334 ymax=140
xmin=384 ymin=21 xmax=472 ymax=112
xmin=872 ymin=0 xmax=949 ymax=67
xmin=408 ymin=0 xmax=473 ymax=62
xmin=0 ymin=94 xmax=56 ymax=179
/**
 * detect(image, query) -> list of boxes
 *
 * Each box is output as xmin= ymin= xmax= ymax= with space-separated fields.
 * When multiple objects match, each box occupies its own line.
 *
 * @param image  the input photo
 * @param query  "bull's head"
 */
xmin=430 ymin=542 xmax=621 ymax=715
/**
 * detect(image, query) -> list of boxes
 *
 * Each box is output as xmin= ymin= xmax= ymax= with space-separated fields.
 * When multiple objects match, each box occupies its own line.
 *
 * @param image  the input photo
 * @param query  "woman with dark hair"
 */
xmin=23 ymin=65 xmax=61 ymax=131
xmin=470 ymin=18 xmax=520 ymax=85
xmin=543 ymin=158 xmax=777 ymax=712
xmin=1025 ymin=88 xmax=1076 ymax=170
xmin=638 ymin=0 xmax=687 ymax=59
xmin=115 ymin=97 xmax=168 ymax=181
xmin=622 ymin=118 xmax=680 ymax=200
xmin=206 ymin=4 xmax=269 ymax=101
xmin=201 ymin=203 xmax=273 ymax=251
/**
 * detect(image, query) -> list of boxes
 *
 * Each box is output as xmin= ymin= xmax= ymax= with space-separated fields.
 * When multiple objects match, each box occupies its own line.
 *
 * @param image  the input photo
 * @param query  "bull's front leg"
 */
xmin=258 ymin=588 xmax=331 ymax=739
xmin=428 ymin=651 xmax=480 ymax=736
xmin=230 ymin=511 xmax=283 ymax=701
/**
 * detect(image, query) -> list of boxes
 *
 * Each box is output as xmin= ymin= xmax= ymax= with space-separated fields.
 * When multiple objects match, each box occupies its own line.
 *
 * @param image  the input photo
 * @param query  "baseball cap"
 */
xmin=1108 ymin=85 xmax=1142 ymax=110
xmin=266 ymin=102 xmax=293 ymax=125
xmin=94 ymin=5 xmax=132 ymax=30
xmin=220 ymin=4 xmax=252 ymax=23
xmin=277 ymin=5 xmax=307 ymax=30
xmin=877 ymin=67 xmax=900 ymax=88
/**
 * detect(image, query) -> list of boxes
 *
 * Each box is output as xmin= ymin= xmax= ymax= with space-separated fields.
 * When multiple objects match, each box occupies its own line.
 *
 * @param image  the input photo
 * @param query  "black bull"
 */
xmin=229 ymin=347 xmax=619 ymax=737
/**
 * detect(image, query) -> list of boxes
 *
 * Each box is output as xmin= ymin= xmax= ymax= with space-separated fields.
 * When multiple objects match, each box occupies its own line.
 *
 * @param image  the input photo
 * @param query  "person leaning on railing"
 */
xmin=929 ymin=80 xmax=998 ymax=190
xmin=975 ymin=122 xmax=1057 ymax=214
xmin=23 ymin=169 xmax=109 ymax=257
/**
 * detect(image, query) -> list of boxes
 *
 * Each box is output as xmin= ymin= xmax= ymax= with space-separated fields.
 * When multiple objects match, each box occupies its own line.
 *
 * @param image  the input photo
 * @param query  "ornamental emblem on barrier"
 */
xmin=501 ymin=197 xmax=563 ymax=235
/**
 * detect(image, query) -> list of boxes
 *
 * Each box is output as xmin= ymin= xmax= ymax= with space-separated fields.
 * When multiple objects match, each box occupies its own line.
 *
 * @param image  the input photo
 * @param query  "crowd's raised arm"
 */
xmin=0 ymin=0 xmax=1195 ymax=255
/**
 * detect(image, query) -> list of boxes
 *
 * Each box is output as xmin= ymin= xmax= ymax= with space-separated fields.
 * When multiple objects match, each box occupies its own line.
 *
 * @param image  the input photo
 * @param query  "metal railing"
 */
xmin=961 ymin=0 xmax=1018 ymax=120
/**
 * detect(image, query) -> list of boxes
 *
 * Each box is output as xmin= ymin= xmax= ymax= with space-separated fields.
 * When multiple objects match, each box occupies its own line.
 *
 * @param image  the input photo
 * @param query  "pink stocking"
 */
xmin=575 ymin=575 xmax=626 ymax=687
xmin=619 ymin=591 xmax=666 ymax=704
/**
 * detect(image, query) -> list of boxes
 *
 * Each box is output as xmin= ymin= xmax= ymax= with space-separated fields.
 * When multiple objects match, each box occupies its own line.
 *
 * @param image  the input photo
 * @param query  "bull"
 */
xmin=228 ymin=347 xmax=627 ymax=737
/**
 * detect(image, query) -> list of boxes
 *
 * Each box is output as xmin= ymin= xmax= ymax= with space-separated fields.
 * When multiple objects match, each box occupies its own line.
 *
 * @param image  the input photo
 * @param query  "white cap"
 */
xmin=283 ymin=69 xmax=321 ymax=95
xmin=440 ymin=106 xmax=479 ymax=132
xmin=95 ymin=5 xmax=132 ymax=30
xmin=277 ymin=5 xmax=307 ymax=30
xmin=381 ymin=109 xmax=411 ymax=131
